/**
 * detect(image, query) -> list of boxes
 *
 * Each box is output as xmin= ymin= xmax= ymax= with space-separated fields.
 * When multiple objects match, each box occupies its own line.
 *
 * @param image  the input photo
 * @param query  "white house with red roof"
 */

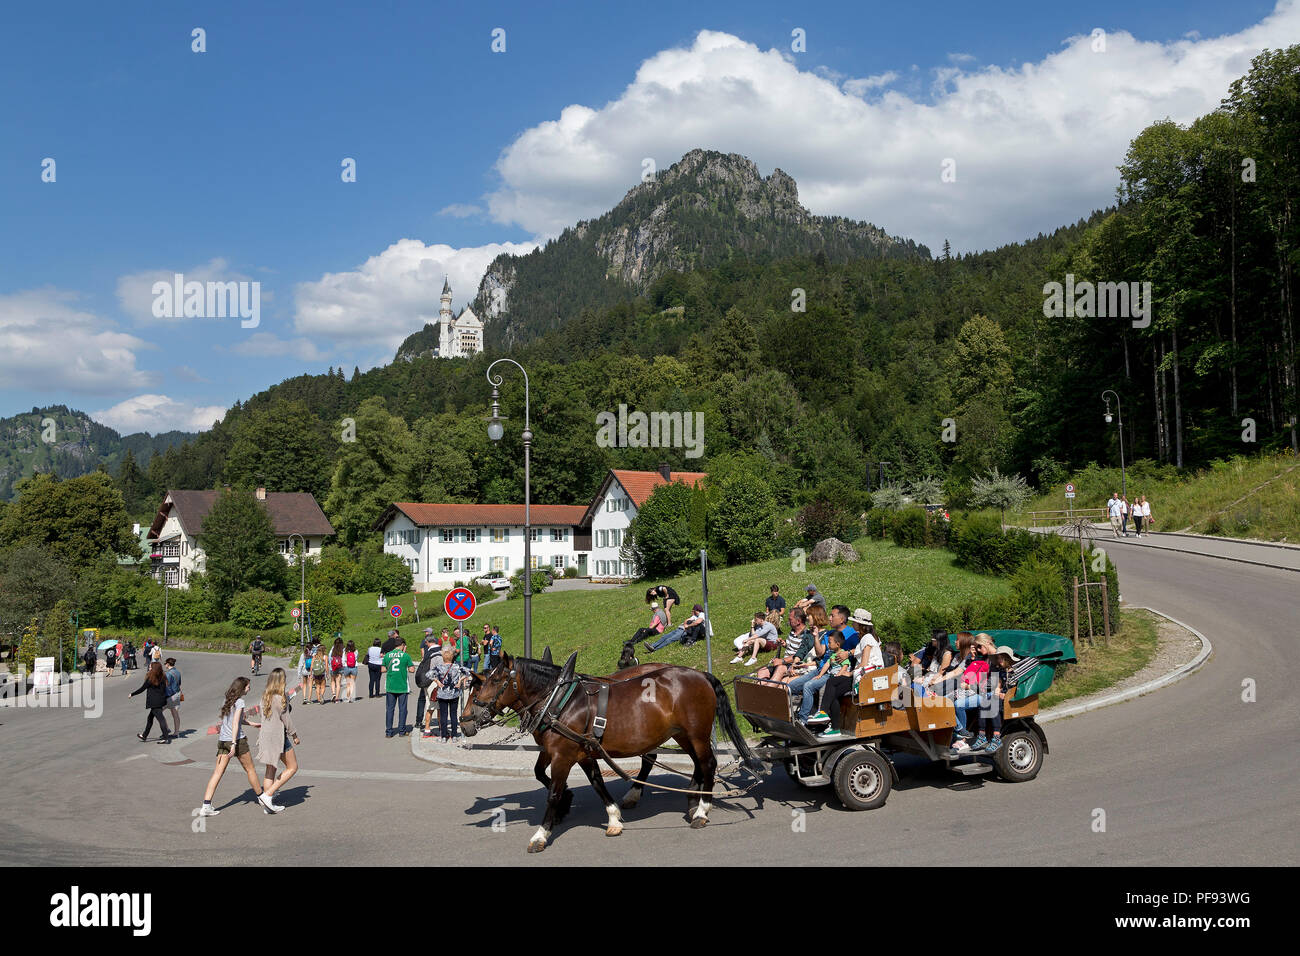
xmin=375 ymin=465 xmax=707 ymax=588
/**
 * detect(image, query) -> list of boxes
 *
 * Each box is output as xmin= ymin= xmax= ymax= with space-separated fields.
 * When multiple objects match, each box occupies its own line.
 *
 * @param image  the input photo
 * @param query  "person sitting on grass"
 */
xmin=765 ymin=584 xmax=787 ymax=633
xmin=754 ymin=609 xmax=813 ymax=682
xmin=631 ymin=601 xmax=669 ymax=646
xmin=644 ymin=604 xmax=707 ymax=653
xmin=730 ymin=611 xmax=780 ymax=665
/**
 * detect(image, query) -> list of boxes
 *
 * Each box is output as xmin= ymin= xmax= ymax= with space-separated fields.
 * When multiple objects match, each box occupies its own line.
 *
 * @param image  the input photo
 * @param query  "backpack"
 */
xmin=330 ymin=654 xmax=342 ymax=673
xmin=311 ymin=652 xmax=327 ymax=677
xmin=346 ymin=650 xmax=356 ymax=667
xmin=415 ymin=649 xmax=435 ymax=689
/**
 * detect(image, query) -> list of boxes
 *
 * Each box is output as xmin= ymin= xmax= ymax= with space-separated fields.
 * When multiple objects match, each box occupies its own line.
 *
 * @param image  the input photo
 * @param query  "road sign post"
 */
xmin=445 ymin=588 xmax=476 ymax=623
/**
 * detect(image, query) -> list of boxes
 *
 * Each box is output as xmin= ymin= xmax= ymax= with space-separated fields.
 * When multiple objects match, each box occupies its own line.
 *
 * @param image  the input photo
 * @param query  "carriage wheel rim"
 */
xmin=1009 ymin=737 xmax=1036 ymax=771
xmin=849 ymin=761 xmax=882 ymax=800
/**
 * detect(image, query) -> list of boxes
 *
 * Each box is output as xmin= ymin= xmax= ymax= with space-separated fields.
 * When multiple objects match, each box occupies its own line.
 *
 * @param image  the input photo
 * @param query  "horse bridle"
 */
xmin=467 ymin=663 xmax=529 ymax=729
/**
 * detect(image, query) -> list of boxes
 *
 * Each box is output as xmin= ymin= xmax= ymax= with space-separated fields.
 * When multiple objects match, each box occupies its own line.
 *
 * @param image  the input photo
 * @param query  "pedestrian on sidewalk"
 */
xmin=309 ymin=640 xmax=328 ymax=703
xmin=1132 ymin=496 xmax=1145 ymax=536
xmin=426 ymin=646 xmax=472 ymax=741
xmin=129 ymin=661 xmax=173 ymax=743
xmin=1120 ymin=495 xmax=1131 ymax=536
xmin=486 ymin=625 xmax=502 ymax=672
xmin=413 ymin=633 xmax=438 ymax=730
xmin=1107 ymin=492 xmax=1123 ymax=538
xmin=163 ymin=657 xmax=183 ymax=733
xmin=328 ymin=638 xmax=345 ymax=703
xmin=366 ymin=638 xmax=383 ymax=698
xmin=297 ymin=643 xmax=312 ymax=700
xmin=1140 ymin=496 xmax=1154 ymax=535
xmin=382 ymin=637 xmax=415 ymax=738
xmin=257 ymin=668 xmax=300 ymax=811
xmin=199 ymin=677 xmax=274 ymax=816
xmin=342 ymin=641 xmax=359 ymax=701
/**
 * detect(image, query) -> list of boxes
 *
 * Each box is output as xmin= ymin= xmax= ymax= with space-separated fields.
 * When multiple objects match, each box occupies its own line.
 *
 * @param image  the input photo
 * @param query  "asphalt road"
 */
xmin=1 ymin=542 xmax=1296 ymax=866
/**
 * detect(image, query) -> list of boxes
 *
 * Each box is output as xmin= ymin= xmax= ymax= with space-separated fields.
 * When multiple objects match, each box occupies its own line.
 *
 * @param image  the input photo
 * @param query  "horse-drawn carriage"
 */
xmin=734 ymin=629 xmax=1075 ymax=811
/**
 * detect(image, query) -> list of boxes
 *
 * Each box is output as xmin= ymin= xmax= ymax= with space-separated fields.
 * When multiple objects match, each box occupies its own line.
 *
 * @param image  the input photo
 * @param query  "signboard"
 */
xmin=1065 ymin=491 xmax=1076 ymax=499
xmin=1064 ymin=482 xmax=1076 ymax=500
xmin=390 ymin=605 xmax=402 ymax=619
xmin=291 ymin=607 xmax=301 ymax=618
xmin=444 ymin=588 xmax=476 ymax=622
xmin=33 ymin=657 xmax=55 ymax=692
xmin=293 ymin=621 xmax=301 ymax=632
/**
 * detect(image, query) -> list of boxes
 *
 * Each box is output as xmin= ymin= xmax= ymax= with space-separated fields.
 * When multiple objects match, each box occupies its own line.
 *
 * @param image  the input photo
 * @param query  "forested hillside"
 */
xmin=18 ymin=48 xmax=1299 ymax=546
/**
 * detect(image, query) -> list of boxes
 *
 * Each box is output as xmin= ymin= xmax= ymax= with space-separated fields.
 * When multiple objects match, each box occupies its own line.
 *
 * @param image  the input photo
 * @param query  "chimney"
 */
xmin=256 ymin=486 xmax=266 ymax=501
xmin=658 ymin=462 xmax=671 ymax=481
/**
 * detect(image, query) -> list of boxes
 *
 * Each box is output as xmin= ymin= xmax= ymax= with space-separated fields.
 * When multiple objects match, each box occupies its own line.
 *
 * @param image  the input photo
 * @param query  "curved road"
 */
xmin=0 ymin=542 xmax=1295 ymax=865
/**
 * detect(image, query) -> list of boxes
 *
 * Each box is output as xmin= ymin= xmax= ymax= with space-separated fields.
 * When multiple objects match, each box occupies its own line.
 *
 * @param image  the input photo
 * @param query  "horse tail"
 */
xmin=703 ymin=672 xmax=767 ymax=775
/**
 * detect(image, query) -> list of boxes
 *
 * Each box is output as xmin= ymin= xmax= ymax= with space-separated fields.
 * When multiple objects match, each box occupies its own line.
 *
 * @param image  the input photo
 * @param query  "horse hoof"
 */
xmin=527 ymin=841 xmax=546 ymax=853
xmin=619 ymin=797 xmax=639 ymax=811
xmin=605 ymin=826 xmax=623 ymax=837
xmin=690 ymin=817 xmax=708 ymax=829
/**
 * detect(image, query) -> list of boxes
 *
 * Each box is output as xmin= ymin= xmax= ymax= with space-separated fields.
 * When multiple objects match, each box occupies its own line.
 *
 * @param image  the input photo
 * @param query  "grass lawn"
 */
xmin=1038 ymin=608 xmax=1158 ymax=710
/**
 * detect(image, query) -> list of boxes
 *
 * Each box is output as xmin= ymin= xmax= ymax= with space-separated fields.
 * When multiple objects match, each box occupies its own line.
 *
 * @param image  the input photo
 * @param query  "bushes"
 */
xmin=304 ymin=588 xmax=346 ymax=640
xmin=563 ymin=566 xmax=578 ymax=579
xmin=228 ymin=589 xmax=286 ymax=630
xmin=864 ymin=508 xmax=890 ymax=538
xmin=509 ymin=569 xmax=553 ymax=599
xmin=355 ymin=552 xmax=413 ymax=595
xmin=950 ymin=513 xmax=1036 ymax=575
xmin=889 ymin=508 xmax=928 ymax=548
xmin=796 ymin=498 xmax=860 ymax=547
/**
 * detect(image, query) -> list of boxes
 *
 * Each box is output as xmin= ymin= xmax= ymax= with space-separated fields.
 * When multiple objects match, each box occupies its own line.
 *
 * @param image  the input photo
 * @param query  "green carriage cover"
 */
xmin=959 ymin=629 xmax=1076 ymax=700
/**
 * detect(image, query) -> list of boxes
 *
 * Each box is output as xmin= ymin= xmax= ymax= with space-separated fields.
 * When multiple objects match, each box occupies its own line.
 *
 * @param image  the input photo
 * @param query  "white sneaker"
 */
xmin=199 ymin=804 xmax=220 ymax=816
xmin=258 ymin=792 xmax=283 ymax=814
xmin=744 ymin=658 xmax=757 ymax=666
xmin=729 ymin=655 xmax=744 ymax=664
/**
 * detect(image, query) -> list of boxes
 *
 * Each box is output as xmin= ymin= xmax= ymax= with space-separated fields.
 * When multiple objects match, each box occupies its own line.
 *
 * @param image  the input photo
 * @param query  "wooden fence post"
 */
xmin=1072 ymin=576 xmax=1079 ymax=648
xmin=1101 ymin=579 xmax=1111 ymax=643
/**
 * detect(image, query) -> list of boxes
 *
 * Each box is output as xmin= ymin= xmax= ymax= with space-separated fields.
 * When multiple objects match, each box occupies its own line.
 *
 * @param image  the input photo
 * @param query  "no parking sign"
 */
xmin=445 ymin=588 xmax=476 ymax=622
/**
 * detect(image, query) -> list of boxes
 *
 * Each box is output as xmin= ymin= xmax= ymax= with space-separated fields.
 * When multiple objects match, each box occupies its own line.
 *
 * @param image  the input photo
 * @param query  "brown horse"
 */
xmin=461 ymin=651 xmax=765 ymax=853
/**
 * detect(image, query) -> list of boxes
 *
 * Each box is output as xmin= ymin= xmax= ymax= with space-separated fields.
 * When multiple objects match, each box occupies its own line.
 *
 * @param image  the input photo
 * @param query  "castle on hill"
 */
xmin=435 ymin=277 xmax=483 ymax=358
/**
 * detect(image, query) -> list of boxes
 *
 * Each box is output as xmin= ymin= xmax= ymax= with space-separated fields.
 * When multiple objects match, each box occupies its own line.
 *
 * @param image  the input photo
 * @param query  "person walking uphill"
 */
xmin=198 ymin=677 xmax=275 ymax=816
xmin=382 ymin=637 xmax=415 ymax=738
xmin=129 ymin=662 xmax=173 ymax=743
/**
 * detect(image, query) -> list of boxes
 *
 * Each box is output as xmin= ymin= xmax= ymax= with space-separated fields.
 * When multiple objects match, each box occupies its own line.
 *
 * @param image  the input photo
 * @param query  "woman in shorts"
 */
xmin=327 ymin=638 xmax=345 ymax=703
xmin=256 ymin=668 xmax=300 ymax=809
xmin=298 ymin=644 xmax=313 ymax=700
xmin=342 ymin=640 xmax=359 ymax=702
xmin=199 ymin=677 xmax=275 ymax=816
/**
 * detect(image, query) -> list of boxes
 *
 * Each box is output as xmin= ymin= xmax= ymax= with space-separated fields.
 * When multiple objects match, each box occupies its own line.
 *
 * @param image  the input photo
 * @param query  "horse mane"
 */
xmin=515 ymin=656 xmax=561 ymax=693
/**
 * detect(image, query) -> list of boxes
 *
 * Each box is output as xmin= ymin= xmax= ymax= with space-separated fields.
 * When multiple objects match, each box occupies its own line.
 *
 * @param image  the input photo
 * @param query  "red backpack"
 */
xmin=346 ymin=649 xmax=356 ymax=667
xmin=330 ymin=653 xmax=343 ymax=673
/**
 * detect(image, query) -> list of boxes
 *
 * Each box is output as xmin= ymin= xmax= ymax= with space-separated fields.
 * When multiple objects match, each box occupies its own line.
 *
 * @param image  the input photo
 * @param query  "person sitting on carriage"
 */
xmin=644 ymin=604 xmax=707 ymax=653
xmin=790 ymin=629 xmax=852 ymax=726
xmin=754 ymin=608 xmax=814 ymax=682
xmin=730 ymin=611 xmax=780 ymax=665
xmin=951 ymin=644 xmax=1018 ymax=755
xmin=915 ymin=631 xmax=976 ymax=698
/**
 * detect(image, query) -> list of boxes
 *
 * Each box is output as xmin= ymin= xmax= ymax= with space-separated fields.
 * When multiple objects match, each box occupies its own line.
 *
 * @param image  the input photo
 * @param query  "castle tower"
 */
xmin=438 ymin=276 xmax=453 ymax=356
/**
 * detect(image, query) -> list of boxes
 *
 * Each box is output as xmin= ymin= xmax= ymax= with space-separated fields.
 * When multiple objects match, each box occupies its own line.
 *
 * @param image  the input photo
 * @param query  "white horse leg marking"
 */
xmin=693 ymin=798 xmax=711 ymax=820
xmin=606 ymin=802 xmax=624 ymax=835
xmin=530 ymin=826 xmax=550 ymax=846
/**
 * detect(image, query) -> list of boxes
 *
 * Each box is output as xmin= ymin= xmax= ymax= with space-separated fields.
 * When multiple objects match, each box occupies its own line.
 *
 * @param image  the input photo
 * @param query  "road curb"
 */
xmin=1034 ymin=526 xmax=1300 ymax=574
xmin=1155 ymin=530 xmax=1298 ymax=551
xmin=1038 ymin=606 xmax=1212 ymax=724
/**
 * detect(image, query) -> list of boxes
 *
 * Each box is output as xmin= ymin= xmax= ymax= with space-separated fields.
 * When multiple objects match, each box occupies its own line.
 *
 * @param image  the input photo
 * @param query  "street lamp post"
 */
xmin=485 ymin=359 xmax=532 ymax=658
xmin=1101 ymin=390 xmax=1127 ymax=499
xmin=288 ymin=533 xmax=307 ymax=649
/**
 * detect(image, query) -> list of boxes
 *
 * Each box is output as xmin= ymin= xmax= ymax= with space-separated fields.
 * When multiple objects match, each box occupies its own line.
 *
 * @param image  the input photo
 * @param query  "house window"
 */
xmin=464 ymin=557 xmax=478 ymax=572
xmin=491 ymin=528 xmax=506 ymax=543
xmin=491 ymin=556 xmax=505 ymax=572
xmin=622 ymin=561 xmax=633 ymax=577
xmin=552 ymin=555 xmax=564 ymax=570
xmin=551 ymin=528 xmax=564 ymax=542
xmin=597 ymin=529 xmax=607 ymax=548
xmin=412 ymin=558 xmax=419 ymax=574
xmin=530 ymin=556 xmax=540 ymax=570
xmin=529 ymin=528 xmax=539 ymax=541
xmin=442 ymin=557 xmax=454 ymax=573
xmin=160 ymin=542 xmax=181 ymax=558
xmin=441 ymin=528 xmax=454 ymax=543
xmin=464 ymin=528 xmax=478 ymax=543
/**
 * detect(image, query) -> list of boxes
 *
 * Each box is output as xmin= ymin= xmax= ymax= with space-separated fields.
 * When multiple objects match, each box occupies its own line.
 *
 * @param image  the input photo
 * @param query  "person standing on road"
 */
xmin=309 ymin=640 xmax=328 ymax=704
xmin=342 ymin=640 xmax=359 ymax=702
xmin=1107 ymin=492 xmax=1123 ymax=538
xmin=1139 ymin=496 xmax=1154 ymax=535
xmin=297 ymin=643 xmax=313 ymax=699
xmin=163 ymin=657 xmax=183 ymax=733
xmin=413 ymin=634 xmax=438 ymax=731
xmin=129 ymin=662 xmax=173 ymax=743
xmin=1120 ymin=495 xmax=1131 ymax=536
xmin=250 ymin=635 xmax=265 ymax=675
xmin=117 ymin=640 xmax=128 ymax=677
xmin=257 ymin=668 xmax=301 ymax=810
xmin=486 ymin=626 xmax=502 ymax=672
xmin=199 ymin=677 xmax=275 ymax=816
xmin=366 ymin=638 xmax=384 ymax=697
xmin=83 ymin=641 xmax=97 ymax=675
xmin=382 ymin=637 xmax=415 ymax=738
xmin=427 ymin=646 xmax=472 ymax=741
xmin=1132 ymin=495 xmax=1145 ymax=536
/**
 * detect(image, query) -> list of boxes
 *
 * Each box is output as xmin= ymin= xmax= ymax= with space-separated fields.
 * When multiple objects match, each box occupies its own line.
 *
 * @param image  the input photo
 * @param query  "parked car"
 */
xmin=475 ymin=571 xmax=511 ymax=592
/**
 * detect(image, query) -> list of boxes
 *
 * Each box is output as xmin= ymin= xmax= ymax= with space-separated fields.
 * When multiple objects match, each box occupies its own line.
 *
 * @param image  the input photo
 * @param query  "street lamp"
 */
xmin=486 ymin=358 xmax=532 ymax=658
xmin=1101 ymin=390 xmax=1127 ymax=499
xmin=288 ymin=533 xmax=307 ymax=648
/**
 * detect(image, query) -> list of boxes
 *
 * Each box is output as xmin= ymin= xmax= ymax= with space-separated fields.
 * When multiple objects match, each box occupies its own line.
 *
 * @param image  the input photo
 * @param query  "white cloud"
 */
xmin=843 ymin=72 xmax=898 ymax=96
xmin=0 ymin=288 xmax=155 ymax=395
xmin=115 ymin=257 xmax=271 ymax=325
xmin=92 ymin=394 xmax=225 ymax=434
xmin=438 ymin=203 xmax=485 ymax=218
xmin=292 ymin=238 xmax=538 ymax=349
xmin=226 ymin=332 xmax=328 ymax=362
xmin=484 ymin=4 xmax=1300 ymax=252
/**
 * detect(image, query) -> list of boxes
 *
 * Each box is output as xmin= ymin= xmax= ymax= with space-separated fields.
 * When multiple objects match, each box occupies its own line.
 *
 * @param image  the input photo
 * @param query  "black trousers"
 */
xmin=437 ymin=698 xmax=459 ymax=738
xmin=367 ymin=664 xmax=383 ymax=697
xmin=414 ymin=685 xmax=428 ymax=727
xmin=823 ymin=675 xmax=855 ymax=729
xmin=143 ymin=707 xmax=170 ymax=738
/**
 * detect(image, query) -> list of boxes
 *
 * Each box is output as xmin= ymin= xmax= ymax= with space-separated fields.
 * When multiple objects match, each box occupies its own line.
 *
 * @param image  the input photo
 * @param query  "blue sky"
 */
xmin=0 ymin=0 xmax=1292 ymax=433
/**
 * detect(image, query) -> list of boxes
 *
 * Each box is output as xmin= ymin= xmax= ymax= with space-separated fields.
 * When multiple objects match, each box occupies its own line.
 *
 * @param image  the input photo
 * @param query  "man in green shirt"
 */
xmin=382 ymin=637 xmax=415 ymax=738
